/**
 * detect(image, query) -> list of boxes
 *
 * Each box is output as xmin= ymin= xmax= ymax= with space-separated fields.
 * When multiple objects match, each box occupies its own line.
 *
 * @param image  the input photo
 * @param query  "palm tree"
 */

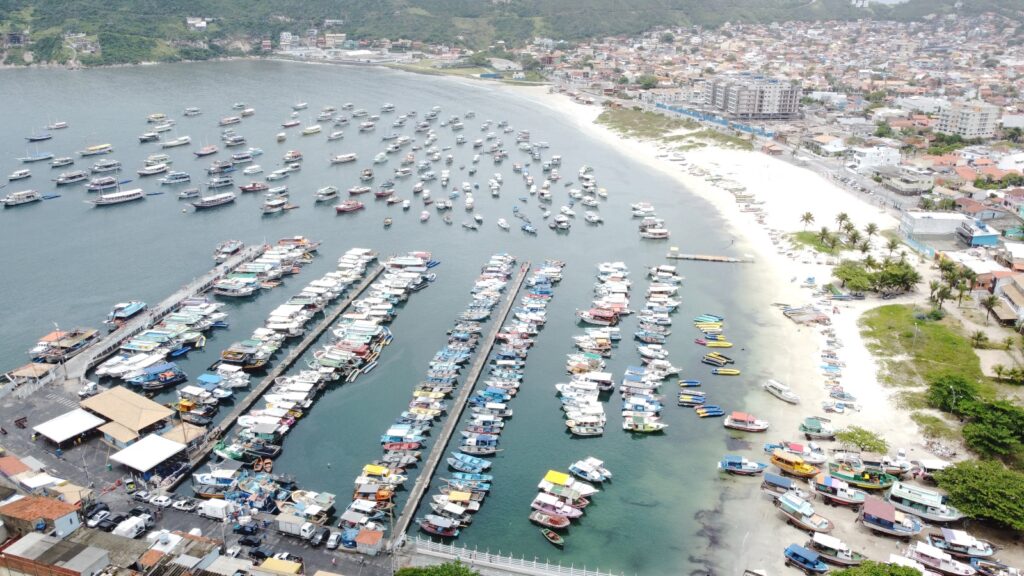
xmin=864 ymin=222 xmax=878 ymax=239
xmin=859 ymin=240 xmax=871 ymax=254
xmin=993 ymin=363 xmax=1006 ymax=381
xmin=835 ymin=212 xmax=849 ymax=228
xmin=936 ymin=286 xmax=952 ymax=309
xmin=956 ymin=280 xmax=968 ymax=307
xmin=800 ymin=212 xmax=815 ymax=229
xmin=1004 ymin=337 xmax=1014 ymax=351
xmin=970 ymin=330 xmax=988 ymax=348
xmin=928 ymin=280 xmax=940 ymax=302
xmin=886 ymin=238 xmax=900 ymax=256
xmin=847 ymin=229 xmax=862 ymax=248
xmin=817 ymin=226 xmax=830 ymax=243
xmin=864 ymin=255 xmax=878 ymax=270
xmin=981 ymin=294 xmax=999 ymax=324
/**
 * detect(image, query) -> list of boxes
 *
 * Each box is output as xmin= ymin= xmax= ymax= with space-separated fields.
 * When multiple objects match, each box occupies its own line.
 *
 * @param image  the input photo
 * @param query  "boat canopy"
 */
xmin=914 ymin=541 xmax=953 ymax=562
xmin=196 ymin=374 xmax=222 ymax=388
xmin=442 ymin=502 xmax=467 ymax=515
xmin=788 ymin=545 xmax=820 ymax=563
xmin=814 ymin=473 xmax=850 ymax=489
xmin=890 ymin=481 xmax=945 ymax=506
xmin=447 ymin=491 xmax=472 ymax=503
xmin=762 ymin=473 xmax=794 ymax=490
xmin=534 ymin=492 xmax=562 ymax=506
xmin=362 ymin=464 xmax=389 ymax=477
xmin=941 ymin=528 xmax=984 ymax=548
xmin=543 ymin=470 xmax=570 ymax=486
xmin=862 ymin=497 xmax=895 ymax=522
xmin=772 ymin=450 xmax=806 ymax=465
xmin=349 ymin=499 xmax=378 ymax=513
xmin=811 ymin=532 xmax=847 ymax=551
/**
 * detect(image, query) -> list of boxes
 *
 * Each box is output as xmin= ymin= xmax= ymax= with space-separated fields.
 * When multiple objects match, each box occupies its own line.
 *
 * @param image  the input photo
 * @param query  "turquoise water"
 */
xmin=0 ymin=61 xmax=772 ymax=575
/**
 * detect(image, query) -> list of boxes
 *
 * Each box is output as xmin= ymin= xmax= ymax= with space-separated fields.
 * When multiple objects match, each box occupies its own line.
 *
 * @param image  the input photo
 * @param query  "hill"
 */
xmin=0 ymin=0 xmax=1020 ymax=65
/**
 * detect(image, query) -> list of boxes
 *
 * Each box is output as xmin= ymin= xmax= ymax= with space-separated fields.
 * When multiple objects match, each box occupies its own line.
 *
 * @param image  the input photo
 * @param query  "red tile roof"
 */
xmin=0 ymin=496 xmax=77 ymax=520
xmin=0 ymin=456 xmax=30 ymax=477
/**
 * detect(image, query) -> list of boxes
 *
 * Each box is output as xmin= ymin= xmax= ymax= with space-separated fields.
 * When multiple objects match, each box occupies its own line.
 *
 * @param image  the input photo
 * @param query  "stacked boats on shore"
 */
xmin=527 ymin=460 xmax=612 ymax=548
xmin=420 ymin=258 xmax=565 ymax=539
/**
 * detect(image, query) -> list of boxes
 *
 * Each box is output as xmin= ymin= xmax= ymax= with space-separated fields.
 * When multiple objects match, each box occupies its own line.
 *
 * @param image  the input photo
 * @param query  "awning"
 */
xmin=993 ymin=300 xmax=1017 ymax=322
xmin=99 ymin=421 xmax=139 ymax=443
xmin=543 ymin=470 xmax=570 ymax=486
xmin=1002 ymin=283 xmax=1024 ymax=309
xmin=110 ymin=434 xmax=186 ymax=473
xmin=33 ymin=409 xmax=105 ymax=443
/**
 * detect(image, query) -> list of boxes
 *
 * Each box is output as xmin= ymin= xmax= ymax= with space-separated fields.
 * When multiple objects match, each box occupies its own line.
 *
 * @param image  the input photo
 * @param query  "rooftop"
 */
xmin=80 ymin=386 xmax=173 ymax=432
xmin=0 ymin=495 xmax=78 ymax=521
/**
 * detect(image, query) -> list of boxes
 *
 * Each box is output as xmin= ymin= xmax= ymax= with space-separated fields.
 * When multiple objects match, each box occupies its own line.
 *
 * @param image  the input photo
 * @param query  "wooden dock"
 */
xmin=665 ymin=249 xmax=754 ymax=264
xmin=177 ymin=264 xmax=385 ymax=480
xmin=61 ymin=245 xmax=268 ymax=382
xmin=388 ymin=261 xmax=531 ymax=549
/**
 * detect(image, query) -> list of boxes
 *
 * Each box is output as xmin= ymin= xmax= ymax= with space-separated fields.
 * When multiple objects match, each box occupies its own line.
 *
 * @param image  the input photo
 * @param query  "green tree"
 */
xmin=817 ymin=226 xmax=831 ymax=243
xmin=660 ymin=32 xmax=675 ymax=43
xmin=800 ymin=211 xmax=815 ymax=229
xmin=836 ymin=426 xmax=889 ymax=453
xmin=875 ymin=122 xmax=894 ymax=138
xmin=396 ymin=562 xmax=482 ymax=576
xmin=993 ymin=364 xmax=1006 ymax=381
xmin=981 ymin=295 xmax=999 ymax=324
xmin=833 ymin=561 xmax=927 ymax=576
xmin=970 ymin=330 xmax=988 ymax=348
xmin=935 ymin=460 xmax=1024 ymax=531
xmin=864 ymin=222 xmax=878 ymax=239
xmin=886 ymin=238 xmax=900 ymax=256
xmin=835 ymin=212 xmax=849 ymax=228
xmin=926 ymin=374 xmax=979 ymax=415
xmin=636 ymin=74 xmax=658 ymax=89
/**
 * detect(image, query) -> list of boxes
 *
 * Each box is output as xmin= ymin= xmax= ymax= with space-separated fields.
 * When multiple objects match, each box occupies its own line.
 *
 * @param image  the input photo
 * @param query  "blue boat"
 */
xmin=679 ymin=379 xmax=701 ymax=387
xmin=451 ymin=472 xmax=493 ymax=482
xmin=126 ymin=362 xmax=187 ymax=390
xmin=784 ymin=544 xmax=828 ymax=574
xmin=104 ymin=300 xmax=147 ymax=329
xmin=718 ymin=455 xmax=768 ymax=476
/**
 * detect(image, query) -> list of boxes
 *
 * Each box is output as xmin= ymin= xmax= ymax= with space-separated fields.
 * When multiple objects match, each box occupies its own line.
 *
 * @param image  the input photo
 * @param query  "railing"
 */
xmin=411 ymin=536 xmax=626 ymax=576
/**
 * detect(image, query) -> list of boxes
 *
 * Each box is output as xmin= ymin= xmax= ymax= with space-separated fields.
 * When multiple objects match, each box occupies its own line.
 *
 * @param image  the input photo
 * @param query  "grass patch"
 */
xmin=791 ymin=231 xmax=836 ymax=254
xmin=896 ymin=390 xmax=930 ymax=409
xmin=690 ymin=129 xmax=754 ymax=150
xmin=860 ymin=304 xmax=989 ymax=387
xmin=911 ymin=412 xmax=959 ymax=440
xmin=595 ymin=108 xmax=698 ymax=140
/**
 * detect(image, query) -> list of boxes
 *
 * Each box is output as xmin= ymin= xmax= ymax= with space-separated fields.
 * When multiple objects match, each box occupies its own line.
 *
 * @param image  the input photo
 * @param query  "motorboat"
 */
xmin=763 ymin=379 xmax=800 ymax=404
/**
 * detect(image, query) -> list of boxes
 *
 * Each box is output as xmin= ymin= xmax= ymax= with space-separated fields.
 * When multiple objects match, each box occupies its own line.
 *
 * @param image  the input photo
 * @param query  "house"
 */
xmin=994 ymin=242 xmax=1024 ymax=272
xmin=0 ymin=496 xmax=81 ymax=539
xmin=0 ymin=532 xmax=110 ymax=576
xmin=955 ymin=220 xmax=1000 ymax=247
xmin=804 ymin=134 xmax=847 ymax=157
xmin=355 ymin=529 xmax=384 ymax=556
xmin=899 ymin=211 xmax=970 ymax=238
xmin=847 ymin=146 xmax=901 ymax=173
xmin=954 ymin=197 xmax=1004 ymax=221
xmin=995 ymin=273 xmax=1024 ymax=324
xmin=878 ymin=166 xmax=934 ymax=195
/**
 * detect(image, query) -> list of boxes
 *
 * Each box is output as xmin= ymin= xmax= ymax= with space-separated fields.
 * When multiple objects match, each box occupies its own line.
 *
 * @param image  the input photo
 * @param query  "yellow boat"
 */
xmin=705 ymin=341 xmax=733 ymax=348
xmin=413 ymin=390 xmax=447 ymax=399
xmin=694 ymin=322 xmax=723 ymax=329
xmin=712 ymin=368 xmax=741 ymax=375
xmin=770 ymin=449 xmax=820 ymax=478
xmin=409 ymin=406 xmax=442 ymax=417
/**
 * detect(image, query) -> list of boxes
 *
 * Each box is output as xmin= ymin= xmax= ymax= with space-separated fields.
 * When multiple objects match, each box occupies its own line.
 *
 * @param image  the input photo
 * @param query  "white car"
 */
xmin=172 ymin=498 xmax=197 ymax=512
xmin=149 ymin=495 xmax=173 ymax=508
xmin=86 ymin=510 xmax=110 ymax=528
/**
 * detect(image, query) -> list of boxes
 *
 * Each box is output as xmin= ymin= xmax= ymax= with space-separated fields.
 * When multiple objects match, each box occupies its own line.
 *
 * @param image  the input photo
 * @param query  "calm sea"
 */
xmin=0 ymin=60 xmax=778 ymax=575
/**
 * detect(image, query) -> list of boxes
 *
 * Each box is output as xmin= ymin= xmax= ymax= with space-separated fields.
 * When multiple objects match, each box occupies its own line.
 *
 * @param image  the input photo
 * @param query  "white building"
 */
xmin=279 ymin=32 xmax=293 ymax=49
xmin=894 ymin=96 xmax=950 ymax=114
xmin=899 ymin=211 xmax=970 ymax=237
xmin=848 ymin=146 xmax=901 ymax=173
xmin=703 ymin=73 xmax=800 ymax=120
xmin=936 ymin=100 xmax=1000 ymax=139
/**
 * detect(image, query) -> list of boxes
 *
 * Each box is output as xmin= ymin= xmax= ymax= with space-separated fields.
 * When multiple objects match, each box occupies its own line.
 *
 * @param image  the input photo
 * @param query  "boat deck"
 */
xmin=60 ymin=245 xmax=268 ymax=381
xmin=389 ymin=261 xmax=530 ymax=549
xmin=176 ymin=263 xmax=385 ymax=481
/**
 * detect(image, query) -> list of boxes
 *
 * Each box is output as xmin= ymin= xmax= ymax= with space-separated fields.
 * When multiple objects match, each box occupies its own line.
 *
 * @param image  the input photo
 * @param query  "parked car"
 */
xmin=326 ymin=531 xmax=342 ymax=550
xmin=83 ymin=502 xmax=109 ymax=518
xmin=233 ymin=523 xmax=258 ymax=535
xmin=96 ymin=517 xmax=120 ymax=532
xmin=172 ymin=498 xmax=197 ymax=512
xmin=132 ymin=490 xmax=151 ymax=502
xmin=225 ymin=546 xmax=241 ymax=558
xmin=248 ymin=547 xmax=273 ymax=561
xmin=128 ymin=506 xmax=151 ymax=517
xmin=149 ymin=495 xmax=173 ymax=508
xmin=309 ymin=527 xmax=330 ymax=548
xmin=238 ymin=535 xmax=262 ymax=548
xmin=86 ymin=510 xmax=110 ymax=528
xmin=273 ymin=553 xmax=303 ymax=564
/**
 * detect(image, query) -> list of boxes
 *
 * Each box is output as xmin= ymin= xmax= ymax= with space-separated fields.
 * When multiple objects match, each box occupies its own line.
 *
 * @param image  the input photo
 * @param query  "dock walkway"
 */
xmin=61 ymin=245 xmax=268 ymax=382
xmin=389 ymin=261 xmax=530 ymax=549
xmin=404 ymin=536 xmax=624 ymax=576
xmin=180 ymin=264 xmax=385 ymax=476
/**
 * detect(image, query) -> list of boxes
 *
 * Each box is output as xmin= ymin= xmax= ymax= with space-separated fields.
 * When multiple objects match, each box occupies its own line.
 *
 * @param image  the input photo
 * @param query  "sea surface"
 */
xmin=0 ymin=61 xmax=780 ymax=575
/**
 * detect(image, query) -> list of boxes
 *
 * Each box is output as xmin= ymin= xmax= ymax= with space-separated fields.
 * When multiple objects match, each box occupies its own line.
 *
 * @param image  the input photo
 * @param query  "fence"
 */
xmin=411 ymin=536 xmax=627 ymax=576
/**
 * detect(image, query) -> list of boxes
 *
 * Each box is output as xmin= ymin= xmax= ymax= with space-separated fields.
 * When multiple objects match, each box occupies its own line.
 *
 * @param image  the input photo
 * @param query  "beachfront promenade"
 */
xmin=60 ymin=245 xmax=268 ymax=383
xmin=402 ymin=537 xmax=625 ymax=576
xmin=389 ymin=261 xmax=530 ymax=549
xmin=178 ymin=264 xmax=385 ymax=479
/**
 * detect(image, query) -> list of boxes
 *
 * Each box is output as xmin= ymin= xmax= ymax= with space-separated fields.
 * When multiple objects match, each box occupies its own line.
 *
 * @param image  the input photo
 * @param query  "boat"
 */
xmin=301 ymin=124 xmax=322 ymax=136
xmin=162 ymin=135 xmax=192 ymax=148
xmin=195 ymin=145 xmax=218 ymax=157
xmin=763 ymin=379 xmax=800 ymax=404
xmin=262 ymin=196 xmax=288 ymax=214
xmin=420 ymin=210 xmax=430 ymax=222
xmin=8 ymin=169 xmax=31 ymax=181
xmin=331 ymin=153 xmax=357 ymax=164
xmin=18 ymin=151 xmax=54 ymax=163
xmin=541 ymin=529 xmax=564 ymax=548
xmin=89 ymin=188 xmax=145 ymax=206
xmin=292 ymin=102 xmax=308 ymax=111
xmin=192 ymin=192 xmax=236 ymax=209
xmin=419 ymin=514 xmax=459 ymax=537
xmin=214 ymin=240 xmax=243 ymax=262
xmin=138 ymin=132 xmax=160 ymax=143
xmin=146 ymin=113 xmax=167 ymax=123
xmin=328 ymin=131 xmax=344 ymax=141
xmin=712 ymin=368 xmax=741 ymax=376
xmin=47 ymin=121 xmax=69 ymax=130
xmin=383 ymin=217 xmax=393 ymax=228
xmin=812 ymin=473 xmax=867 ymax=507
xmin=784 ymin=544 xmax=829 ymax=574
xmin=770 ymin=449 xmax=819 ymax=478
xmin=799 ymin=417 xmax=836 ymax=440
xmin=623 ymin=415 xmax=667 ymax=433
xmin=29 ymin=328 xmax=99 ymax=363
xmin=178 ymin=188 xmax=200 ymax=199
xmin=219 ymin=116 xmax=241 ymax=126
xmin=927 ymin=529 xmax=994 ymax=559
xmin=886 ymin=481 xmax=964 ymax=523
xmin=276 ymin=132 xmax=286 ymax=142
xmin=806 ymin=533 xmax=867 ymax=566
xmin=316 ymin=186 xmax=339 ymax=202
xmin=104 ymin=301 xmax=147 ymax=329
xmin=718 ymin=455 xmax=768 ymax=476
xmin=239 ymin=182 xmax=269 ymax=193
xmin=50 ymin=157 xmax=74 ymax=168
xmin=723 ymin=411 xmax=770 ymax=432
xmin=184 ymin=107 xmax=201 ymax=117
xmin=26 ymin=131 xmax=52 ymax=142
xmin=160 ymin=171 xmax=191 ymax=185
xmin=55 ymin=170 xmax=88 ymax=185
xmin=857 ymin=497 xmax=924 ymax=539
xmin=335 ymin=200 xmax=365 ymax=213
xmin=775 ymin=491 xmax=834 ymax=533
xmin=568 ymin=457 xmax=612 ymax=483
xmin=827 ymin=462 xmax=897 ymax=490
xmin=138 ymin=163 xmax=168 ymax=176
xmin=90 ymin=159 xmax=122 ymax=173
xmin=969 ymin=559 xmax=1021 ymax=576
xmin=905 ymin=541 xmax=977 ymax=576
xmin=2 ymin=189 xmax=42 ymax=207
xmin=79 ymin=144 xmax=113 ymax=156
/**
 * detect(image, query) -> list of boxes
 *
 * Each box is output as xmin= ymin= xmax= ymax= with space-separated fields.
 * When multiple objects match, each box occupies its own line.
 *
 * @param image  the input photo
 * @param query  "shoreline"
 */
xmin=502 ymin=84 xmax=935 ymax=572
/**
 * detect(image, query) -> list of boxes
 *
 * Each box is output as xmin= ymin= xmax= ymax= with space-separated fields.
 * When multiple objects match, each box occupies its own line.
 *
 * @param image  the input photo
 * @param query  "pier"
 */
xmin=665 ymin=248 xmax=754 ymax=264
xmin=180 ymin=263 xmax=386 ymax=476
xmin=60 ymin=244 xmax=268 ymax=382
xmin=403 ymin=537 xmax=625 ymax=576
xmin=389 ymin=261 xmax=530 ymax=549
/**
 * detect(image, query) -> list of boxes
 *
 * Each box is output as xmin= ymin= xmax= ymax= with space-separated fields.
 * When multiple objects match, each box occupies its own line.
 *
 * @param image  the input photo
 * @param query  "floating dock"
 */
xmin=176 ymin=264 xmax=385 ymax=482
xmin=666 ymin=246 xmax=753 ymax=263
xmin=388 ymin=261 xmax=530 ymax=549
xmin=61 ymin=245 xmax=268 ymax=382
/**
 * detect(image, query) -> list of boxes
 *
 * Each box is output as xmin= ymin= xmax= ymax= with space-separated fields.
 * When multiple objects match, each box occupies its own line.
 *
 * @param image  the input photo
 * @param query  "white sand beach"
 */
xmin=505 ymin=85 xmax=972 ymax=572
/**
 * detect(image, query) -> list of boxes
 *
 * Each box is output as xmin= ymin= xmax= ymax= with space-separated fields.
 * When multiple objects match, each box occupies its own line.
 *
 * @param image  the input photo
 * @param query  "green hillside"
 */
xmin=1 ymin=0 xmax=1020 ymax=65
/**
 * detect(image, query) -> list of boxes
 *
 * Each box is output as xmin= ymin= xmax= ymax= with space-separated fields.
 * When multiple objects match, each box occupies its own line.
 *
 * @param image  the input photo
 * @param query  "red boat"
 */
xmin=383 ymin=441 xmax=421 ymax=451
xmin=419 ymin=515 xmax=459 ymax=537
xmin=239 ymin=182 xmax=269 ymax=193
xmin=528 ymin=510 xmax=570 ymax=529
xmin=335 ymin=200 xmax=365 ymax=213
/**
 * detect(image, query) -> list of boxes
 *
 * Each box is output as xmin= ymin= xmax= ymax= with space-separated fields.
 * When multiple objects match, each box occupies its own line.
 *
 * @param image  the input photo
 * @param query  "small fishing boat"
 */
xmin=905 ymin=541 xmax=977 ymax=576
xmin=763 ymin=379 xmax=800 ymax=404
xmin=857 ymin=497 xmax=923 ymax=539
xmin=770 ymin=449 xmax=819 ymax=478
xmin=784 ymin=544 xmax=829 ymax=574
xmin=384 ymin=217 xmax=393 ymax=228
xmin=886 ymin=481 xmax=964 ymax=523
xmin=335 ymin=200 xmax=365 ymax=213
xmin=805 ymin=533 xmax=867 ymax=566
xmin=723 ymin=411 xmax=770 ymax=432
xmin=927 ymin=529 xmax=994 ymax=559
xmin=718 ymin=455 xmax=768 ymax=476
xmin=812 ymin=473 xmax=867 ymax=507
xmin=8 ymin=169 xmax=31 ymax=181
xmin=541 ymin=529 xmax=564 ymax=548
xmin=776 ymin=491 xmax=833 ymax=533
xmin=50 ymin=157 xmax=74 ymax=168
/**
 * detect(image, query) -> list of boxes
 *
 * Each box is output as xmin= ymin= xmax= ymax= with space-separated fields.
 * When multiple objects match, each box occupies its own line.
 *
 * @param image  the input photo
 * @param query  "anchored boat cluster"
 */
xmin=419 ymin=257 xmax=563 ymax=538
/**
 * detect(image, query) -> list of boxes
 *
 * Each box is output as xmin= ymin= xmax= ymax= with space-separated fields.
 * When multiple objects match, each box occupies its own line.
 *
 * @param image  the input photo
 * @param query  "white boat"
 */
xmin=497 ymin=218 xmax=509 ymax=230
xmin=293 ymin=102 xmax=308 ymax=111
xmin=262 ymin=196 xmax=288 ymax=214
xmin=243 ymin=165 xmax=263 ymax=175
xmin=2 ymin=189 xmax=42 ymax=207
xmin=585 ymin=211 xmax=603 ymax=223
xmin=763 ymin=379 xmax=800 ymax=404
xmin=302 ymin=124 xmax=322 ymax=136
xmin=184 ymin=107 xmax=201 ymax=117
xmin=331 ymin=153 xmax=357 ymax=164
xmin=328 ymin=131 xmax=344 ymax=141
xmin=8 ymin=169 xmax=31 ymax=181
xmin=316 ymin=186 xmax=339 ymax=202
xmin=161 ymin=135 xmax=192 ymax=148
xmin=89 ymin=188 xmax=145 ymax=206
xmin=138 ymin=163 xmax=168 ymax=176
xmin=420 ymin=210 xmax=430 ymax=222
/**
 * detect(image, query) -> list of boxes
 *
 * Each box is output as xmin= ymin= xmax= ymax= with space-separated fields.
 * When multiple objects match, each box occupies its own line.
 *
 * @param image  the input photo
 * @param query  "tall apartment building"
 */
xmin=702 ymin=74 xmax=800 ymax=120
xmin=936 ymin=100 xmax=1000 ymax=139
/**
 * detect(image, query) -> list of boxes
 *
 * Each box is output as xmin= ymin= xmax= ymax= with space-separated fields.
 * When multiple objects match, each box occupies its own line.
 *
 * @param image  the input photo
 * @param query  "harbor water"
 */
xmin=0 ymin=61 xmax=781 ymax=575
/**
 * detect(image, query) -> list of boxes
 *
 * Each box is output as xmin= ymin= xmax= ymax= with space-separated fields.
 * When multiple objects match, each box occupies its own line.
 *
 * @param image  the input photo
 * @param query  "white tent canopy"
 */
xmin=110 ymin=434 xmax=186 ymax=473
xmin=33 ymin=409 xmax=105 ymax=443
